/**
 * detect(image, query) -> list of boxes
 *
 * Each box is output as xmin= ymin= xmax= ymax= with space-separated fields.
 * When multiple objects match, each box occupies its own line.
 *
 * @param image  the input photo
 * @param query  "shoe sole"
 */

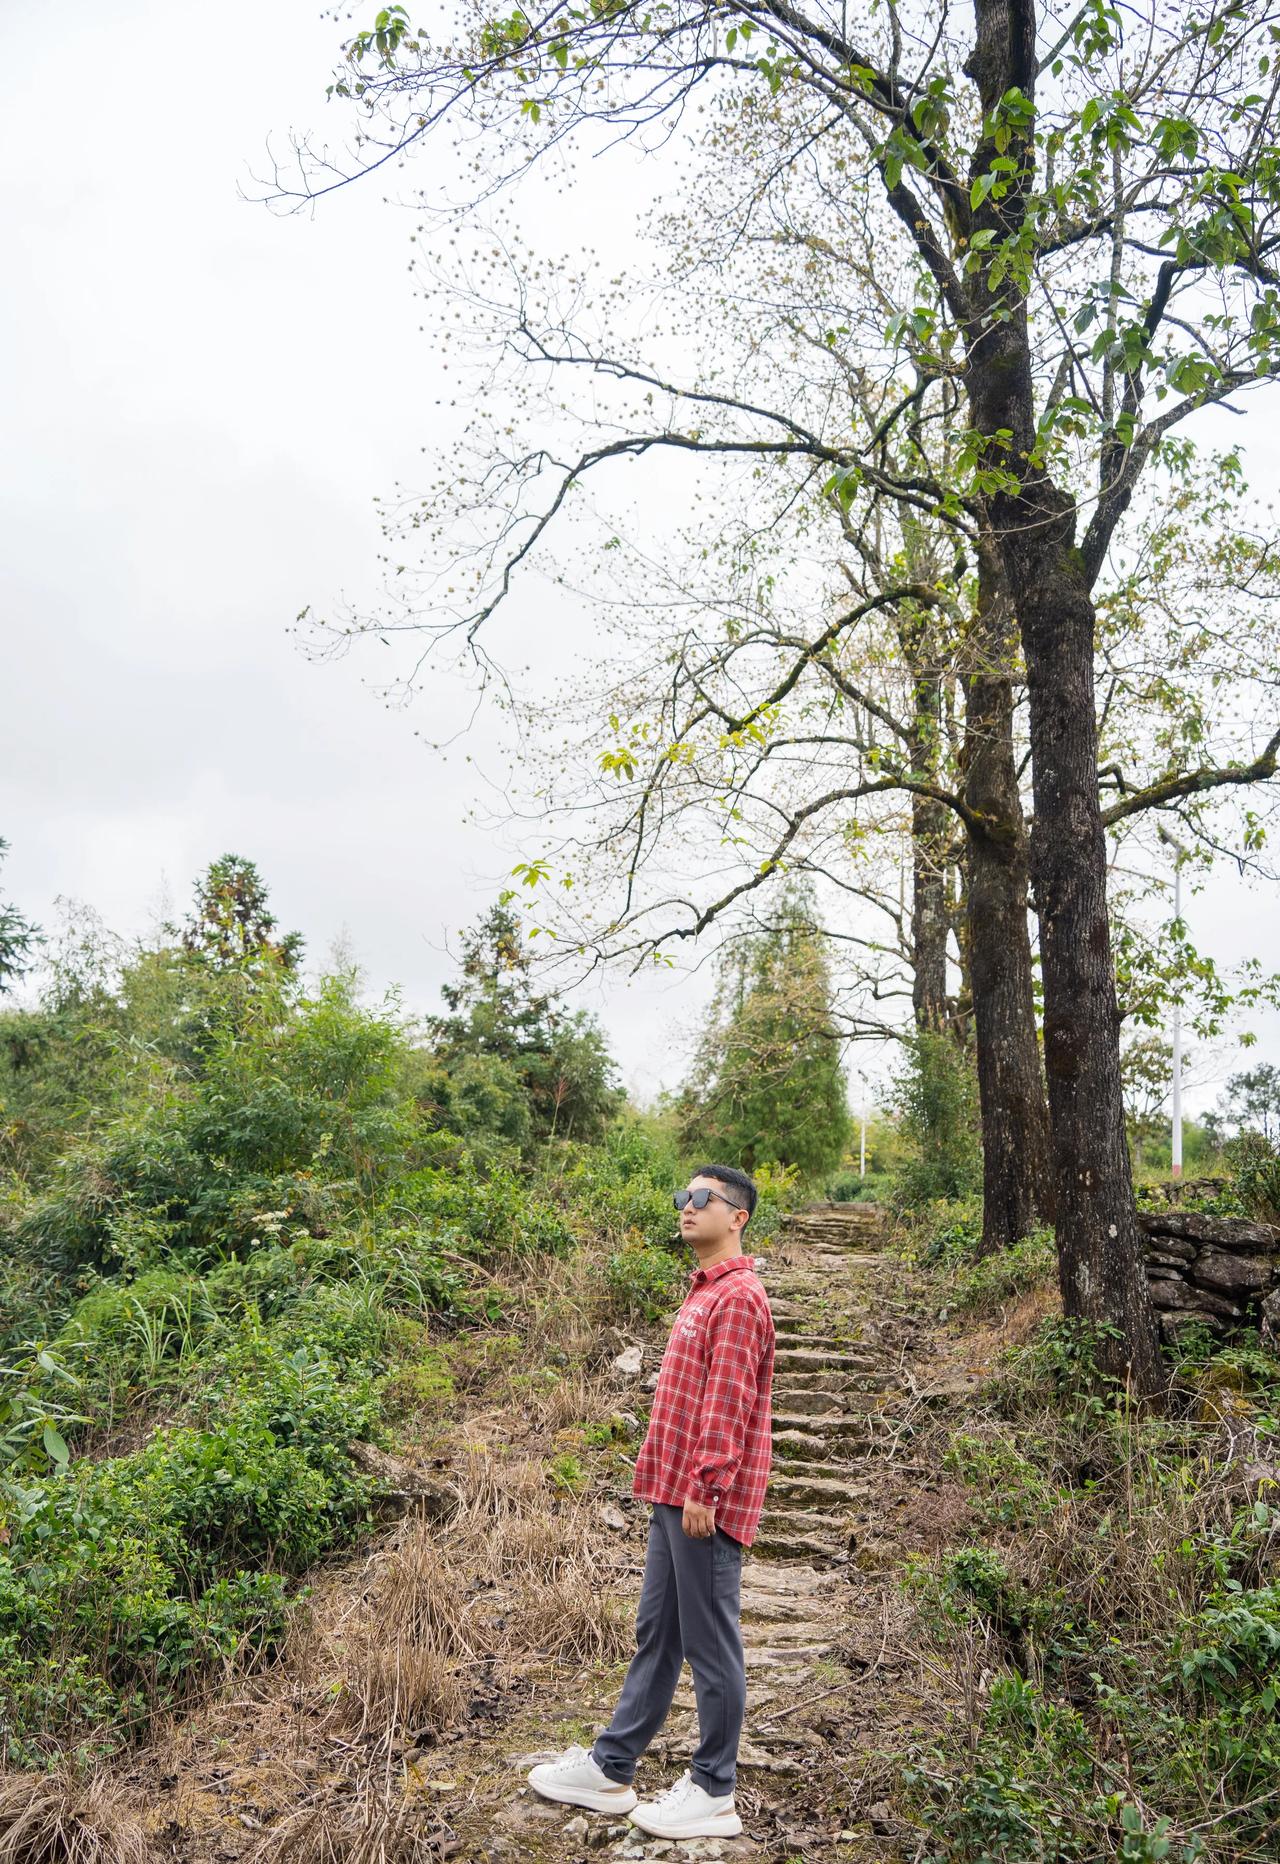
xmin=628 ymin=1810 xmax=744 ymax=1838
xmin=527 ymin=1773 xmax=638 ymax=1815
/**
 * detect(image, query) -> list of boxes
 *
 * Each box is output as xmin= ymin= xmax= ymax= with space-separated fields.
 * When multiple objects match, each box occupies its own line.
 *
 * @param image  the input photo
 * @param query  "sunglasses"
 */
xmin=673 ymin=1187 xmax=744 ymax=1212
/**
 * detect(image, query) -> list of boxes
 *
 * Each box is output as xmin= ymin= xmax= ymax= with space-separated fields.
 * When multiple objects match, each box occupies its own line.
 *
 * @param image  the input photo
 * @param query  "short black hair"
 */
xmin=691 ymin=1163 xmax=758 ymax=1220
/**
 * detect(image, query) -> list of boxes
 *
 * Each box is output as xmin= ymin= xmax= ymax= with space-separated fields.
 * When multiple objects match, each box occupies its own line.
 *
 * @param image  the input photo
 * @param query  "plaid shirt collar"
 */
xmin=688 ymin=1253 xmax=754 ymax=1290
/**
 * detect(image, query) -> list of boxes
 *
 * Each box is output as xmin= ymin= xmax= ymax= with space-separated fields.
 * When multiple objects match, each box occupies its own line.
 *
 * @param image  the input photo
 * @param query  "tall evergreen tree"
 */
xmin=681 ymin=899 xmax=851 ymax=1178
xmin=177 ymin=854 xmax=303 ymax=977
xmin=0 ymin=839 xmax=40 ymax=996
xmin=430 ymin=904 xmax=622 ymax=1143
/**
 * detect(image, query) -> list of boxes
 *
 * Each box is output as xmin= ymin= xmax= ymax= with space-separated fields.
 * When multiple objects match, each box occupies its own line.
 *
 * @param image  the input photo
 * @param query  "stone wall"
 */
xmin=1139 ymin=1207 xmax=1280 ymax=1348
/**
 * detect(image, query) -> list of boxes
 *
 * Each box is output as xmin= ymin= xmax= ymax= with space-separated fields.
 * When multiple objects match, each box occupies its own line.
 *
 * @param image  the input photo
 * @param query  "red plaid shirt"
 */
xmin=632 ymin=1253 xmax=775 ymax=1546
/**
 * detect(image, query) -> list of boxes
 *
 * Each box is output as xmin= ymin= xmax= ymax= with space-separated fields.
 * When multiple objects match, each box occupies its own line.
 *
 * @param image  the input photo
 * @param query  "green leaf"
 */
xmin=42 ymin=1422 xmax=70 ymax=1466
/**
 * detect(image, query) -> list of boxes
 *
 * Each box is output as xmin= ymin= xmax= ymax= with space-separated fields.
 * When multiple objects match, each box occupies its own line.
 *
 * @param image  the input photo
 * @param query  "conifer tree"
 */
xmin=681 ymin=896 xmax=851 ymax=1178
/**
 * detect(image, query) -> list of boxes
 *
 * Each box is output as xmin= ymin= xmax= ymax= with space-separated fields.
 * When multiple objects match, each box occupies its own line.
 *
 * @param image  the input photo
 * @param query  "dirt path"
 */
xmin=122 ymin=1209 xmax=974 ymax=1863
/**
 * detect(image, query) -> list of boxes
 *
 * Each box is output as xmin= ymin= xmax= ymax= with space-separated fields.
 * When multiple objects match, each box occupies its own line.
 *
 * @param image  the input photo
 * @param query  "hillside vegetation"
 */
xmin=0 ymin=868 xmax=794 ymax=1768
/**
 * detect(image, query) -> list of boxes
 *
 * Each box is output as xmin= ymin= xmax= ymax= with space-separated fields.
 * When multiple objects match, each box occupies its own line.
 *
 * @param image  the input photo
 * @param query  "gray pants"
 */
xmin=591 ymin=1502 xmax=746 ymax=1798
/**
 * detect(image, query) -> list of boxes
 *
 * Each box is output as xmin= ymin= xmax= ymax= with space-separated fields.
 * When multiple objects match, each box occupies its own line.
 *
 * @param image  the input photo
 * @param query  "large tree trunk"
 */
xmin=963 ymin=552 xmax=1054 ymax=1254
xmin=911 ymin=791 xmax=950 ymax=1032
xmin=903 ymin=615 xmax=951 ymax=1033
xmin=1005 ymin=500 xmax=1162 ymax=1392
xmin=964 ymin=0 xmax=1163 ymax=1395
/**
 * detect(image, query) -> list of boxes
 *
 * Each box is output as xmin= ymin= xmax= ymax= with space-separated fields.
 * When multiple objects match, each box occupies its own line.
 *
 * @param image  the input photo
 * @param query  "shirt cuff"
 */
xmin=688 ymin=1481 xmax=721 ymax=1507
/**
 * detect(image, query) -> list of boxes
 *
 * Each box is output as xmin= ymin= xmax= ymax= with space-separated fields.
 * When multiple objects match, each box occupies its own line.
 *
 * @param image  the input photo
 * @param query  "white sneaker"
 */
xmin=526 ymin=1744 xmax=639 ymax=1814
xmin=628 ymin=1769 xmax=744 ymax=1838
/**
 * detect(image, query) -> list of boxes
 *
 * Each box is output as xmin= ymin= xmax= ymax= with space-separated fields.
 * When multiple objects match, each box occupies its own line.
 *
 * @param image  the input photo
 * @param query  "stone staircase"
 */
xmin=753 ymin=1203 xmax=896 ymax=1565
xmin=648 ymin=1202 xmax=910 ymax=1792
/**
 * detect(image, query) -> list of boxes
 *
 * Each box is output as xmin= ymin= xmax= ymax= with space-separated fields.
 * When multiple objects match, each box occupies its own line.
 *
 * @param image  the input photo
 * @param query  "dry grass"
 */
xmin=250 ymin=1791 xmax=451 ymax=1864
xmin=323 ymin=1443 xmax=637 ymax=1742
xmin=328 ymin=1518 xmax=477 ymax=1742
xmin=508 ymin=1570 xmax=634 ymax=1666
xmin=336 ymin=1637 xmax=467 ymax=1742
xmin=511 ymin=1363 xmax=615 ymax=1438
xmin=0 ymin=1770 xmax=151 ymax=1864
xmin=366 ymin=1523 xmax=475 ymax=1658
xmin=759 ymin=1229 xmax=807 ymax=1271
xmin=514 ymin=1250 xmax=613 ymax=1364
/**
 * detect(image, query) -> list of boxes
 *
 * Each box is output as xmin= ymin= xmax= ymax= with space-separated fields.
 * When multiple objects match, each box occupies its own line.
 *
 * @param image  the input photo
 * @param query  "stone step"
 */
xmin=739 ymin=1560 xmax=835 ymax=1596
xmin=772 ymin=1388 xmax=885 ymax=1416
xmin=773 ymin=1454 xmax=873 ymax=1481
xmin=781 ymin=1208 xmax=882 ymax=1225
xmin=750 ymin=1506 xmax=856 ymax=1542
xmin=740 ymin=1591 xmax=831 ymax=1626
xmin=752 ymin=1529 xmax=850 ymax=1564
xmin=780 ymin=1237 xmax=882 ymax=1254
xmin=774 ymin=1346 xmax=884 ymax=1373
xmin=773 ymin=1332 xmax=866 ymax=1352
xmin=740 ymin=1617 xmax=836 ymax=1646
xmin=745 ymin=1642 xmax=836 ymax=1667
xmin=768 ymin=1470 xmax=872 ymax=1508
xmin=773 ymin=1368 xmax=899 ymax=1393
xmin=763 ymin=1275 xmax=872 ymax=1298
xmin=772 ymin=1418 xmax=882 ymax=1459
xmin=650 ymin=1734 xmax=802 ymax=1775
xmin=773 ymin=1406 xmax=886 ymax=1431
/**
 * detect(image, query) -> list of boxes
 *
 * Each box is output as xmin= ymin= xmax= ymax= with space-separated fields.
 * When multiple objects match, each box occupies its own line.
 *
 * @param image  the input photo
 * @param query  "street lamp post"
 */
xmin=1158 ymin=826 xmax=1191 ymax=1181
xmin=1171 ymin=855 xmax=1183 ymax=1180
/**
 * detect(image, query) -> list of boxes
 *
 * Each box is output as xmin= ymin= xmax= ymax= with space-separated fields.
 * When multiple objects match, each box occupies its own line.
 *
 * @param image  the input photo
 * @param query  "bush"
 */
xmin=950 ymin=1229 xmax=1057 ymax=1313
xmin=0 ymin=903 xmax=800 ymax=1761
xmin=895 ymin=1314 xmax=1280 ymax=1861
xmin=0 ymin=1332 xmax=377 ymax=1753
xmin=1224 ymin=1130 xmax=1280 ymax=1222
xmin=604 ymin=1243 xmax=685 ymax=1321
xmin=889 ymin=1033 xmax=982 ymax=1209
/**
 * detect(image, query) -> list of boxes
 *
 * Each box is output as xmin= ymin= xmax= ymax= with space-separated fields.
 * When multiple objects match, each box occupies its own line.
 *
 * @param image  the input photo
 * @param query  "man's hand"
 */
xmin=682 ymin=1498 xmax=716 ymax=1539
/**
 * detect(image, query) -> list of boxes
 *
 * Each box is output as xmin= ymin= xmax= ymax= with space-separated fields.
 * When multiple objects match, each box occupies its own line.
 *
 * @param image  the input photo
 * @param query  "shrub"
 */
xmin=889 ymin=1033 xmax=982 ymax=1208
xmin=604 ymin=1243 xmax=685 ymax=1321
xmin=896 ymin=1310 xmax=1280 ymax=1862
xmin=1224 ymin=1130 xmax=1280 ymax=1222
xmin=950 ymin=1229 xmax=1057 ymax=1312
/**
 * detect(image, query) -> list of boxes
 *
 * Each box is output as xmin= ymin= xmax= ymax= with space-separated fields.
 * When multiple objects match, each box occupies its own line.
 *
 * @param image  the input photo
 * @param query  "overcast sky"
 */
xmin=2 ymin=0 xmax=1277 ymax=1118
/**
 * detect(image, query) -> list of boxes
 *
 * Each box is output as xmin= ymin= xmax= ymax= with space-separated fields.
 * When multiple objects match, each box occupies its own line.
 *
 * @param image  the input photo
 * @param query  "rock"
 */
xmin=599 ymin=1502 xmax=629 ymax=1531
xmin=1189 ymin=1246 xmax=1277 ymax=1296
xmin=564 ymin=1815 xmax=590 ymax=1839
xmin=346 ymin=1442 xmax=456 ymax=1516
xmin=1158 ymin=1310 xmax=1227 ymax=1345
xmin=1262 ymin=1286 xmax=1280 ymax=1347
xmin=612 ymin=1346 xmax=644 ymax=1377
xmin=509 ymin=1801 xmax=564 ymax=1826
xmin=1138 ymin=1210 xmax=1279 ymax=1252
xmin=642 ymin=1372 xmax=661 ymax=1392
xmin=919 ymin=1373 xmax=980 ymax=1402
xmin=1147 ymin=1278 xmax=1243 ymax=1319
xmin=1141 ymin=1234 xmax=1197 ymax=1262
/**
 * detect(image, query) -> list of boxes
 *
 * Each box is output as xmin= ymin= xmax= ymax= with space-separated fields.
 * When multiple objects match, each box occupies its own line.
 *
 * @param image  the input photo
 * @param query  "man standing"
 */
xmin=528 ymin=1164 xmax=775 ymax=1841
